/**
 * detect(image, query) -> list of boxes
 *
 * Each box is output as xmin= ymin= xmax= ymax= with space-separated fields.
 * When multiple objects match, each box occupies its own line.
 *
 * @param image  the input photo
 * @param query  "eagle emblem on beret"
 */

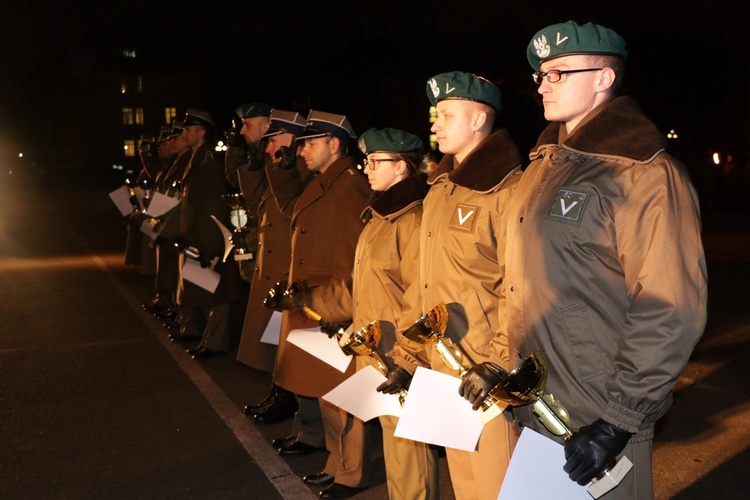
xmin=428 ymin=78 xmax=440 ymax=99
xmin=534 ymin=34 xmax=551 ymax=58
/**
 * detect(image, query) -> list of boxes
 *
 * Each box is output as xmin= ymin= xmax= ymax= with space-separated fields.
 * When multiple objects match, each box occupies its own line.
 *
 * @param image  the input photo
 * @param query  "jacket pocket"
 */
xmin=558 ymin=302 xmax=607 ymax=380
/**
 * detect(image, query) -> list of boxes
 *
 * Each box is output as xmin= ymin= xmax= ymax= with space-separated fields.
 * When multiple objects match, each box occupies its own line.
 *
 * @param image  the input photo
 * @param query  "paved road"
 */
xmin=0 ymin=169 xmax=747 ymax=499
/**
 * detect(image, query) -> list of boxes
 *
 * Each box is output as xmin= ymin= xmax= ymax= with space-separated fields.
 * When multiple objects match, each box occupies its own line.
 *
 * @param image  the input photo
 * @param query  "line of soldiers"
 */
xmin=122 ymin=20 xmax=707 ymax=500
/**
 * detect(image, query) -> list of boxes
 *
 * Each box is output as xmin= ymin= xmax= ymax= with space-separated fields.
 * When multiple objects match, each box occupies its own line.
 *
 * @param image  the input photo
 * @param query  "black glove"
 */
xmin=563 ymin=418 xmax=633 ymax=485
xmin=263 ymin=281 xmax=288 ymax=310
xmin=278 ymin=282 xmax=309 ymax=311
xmin=320 ymin=321 xmax=347 ymax=338
xmin=198 ymin=253 xmax=214 ymax=269
xmin=275 ymin=145 xmax=297 ymax=170
xmin=458 ymin=362 xmax=508 ymax=410
xmin=231 ymin=231 xmax=247 ymax=249
xmin=248 ymin=139 xmax=268 ymax=171
xmin=377 ymin=365 xmax=413 ymax=394
xmin=226 ymin=117 xmax=245 ymax=147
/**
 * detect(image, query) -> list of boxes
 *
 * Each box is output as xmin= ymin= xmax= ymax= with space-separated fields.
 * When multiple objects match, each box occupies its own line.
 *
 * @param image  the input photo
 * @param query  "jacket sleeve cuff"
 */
xmin=603 ymin=400 xmax=646 ymax=434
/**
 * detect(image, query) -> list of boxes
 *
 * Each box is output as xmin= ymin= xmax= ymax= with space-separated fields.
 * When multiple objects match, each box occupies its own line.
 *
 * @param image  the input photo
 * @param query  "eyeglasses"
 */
xmin=532 ymin=68 xmax=602 ymax=84
xmin=363 ymin=158 xmax=398 ymax=171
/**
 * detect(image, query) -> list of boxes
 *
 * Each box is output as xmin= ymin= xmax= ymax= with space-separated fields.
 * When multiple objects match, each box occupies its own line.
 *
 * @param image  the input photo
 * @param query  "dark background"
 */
xmin=1 ymin=0 xmax=748 ymax=193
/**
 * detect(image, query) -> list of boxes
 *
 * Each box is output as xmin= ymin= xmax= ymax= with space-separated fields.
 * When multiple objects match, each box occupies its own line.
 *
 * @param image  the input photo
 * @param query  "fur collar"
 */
xmin=532 ymin=96 xmax=667 ymax=162
xmin=365 ymin=173 xmax=429 ymax=220
xmin=429 ymin=128 xmax=522 ymax=192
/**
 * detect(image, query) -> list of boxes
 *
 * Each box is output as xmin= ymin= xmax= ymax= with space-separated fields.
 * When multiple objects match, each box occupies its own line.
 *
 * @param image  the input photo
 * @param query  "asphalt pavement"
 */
xmin=0 ymin=168 xmax=748 ymax=499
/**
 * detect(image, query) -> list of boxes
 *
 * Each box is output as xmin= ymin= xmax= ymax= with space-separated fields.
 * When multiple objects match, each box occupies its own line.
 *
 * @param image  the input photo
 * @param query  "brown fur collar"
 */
xmin=532 ymin=96 xmax=667 ymax=162
xmin=366 ymin=173 xmax=429 ymax=219
xmin=429 ymin=128 xmax=522 ymax=192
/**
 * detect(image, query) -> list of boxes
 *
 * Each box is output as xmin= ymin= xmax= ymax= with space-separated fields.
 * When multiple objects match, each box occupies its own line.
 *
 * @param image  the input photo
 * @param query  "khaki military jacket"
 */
xmin=505 ymin=96 xmax=707 ymax=441
xmin=392 ymin=129 xmax=522 ymax=375
xmin=267 ymin=156 xmax=371 ymax=397
xmin=313 ymin=174 xmax=429 ymax=366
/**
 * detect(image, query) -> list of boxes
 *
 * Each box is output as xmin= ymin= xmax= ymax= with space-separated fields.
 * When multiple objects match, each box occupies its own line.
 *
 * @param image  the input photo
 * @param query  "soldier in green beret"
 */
xmin=389 ymin=70 xmax=524 ymax=499
xmin=503 ymin=21 xmax=707 ymax=498
xmin=307 ymin=127 xmax=439 ymax=499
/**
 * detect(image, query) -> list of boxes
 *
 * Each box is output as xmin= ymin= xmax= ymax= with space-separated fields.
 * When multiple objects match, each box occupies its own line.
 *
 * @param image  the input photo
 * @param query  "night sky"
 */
xmin=1 ymin=0 xmax=748 ymax=159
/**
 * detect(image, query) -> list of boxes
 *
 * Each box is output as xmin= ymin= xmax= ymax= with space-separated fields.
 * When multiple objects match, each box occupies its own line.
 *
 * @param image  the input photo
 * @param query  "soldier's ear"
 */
xmin=597 ymin=68 xmax=616 ymax=93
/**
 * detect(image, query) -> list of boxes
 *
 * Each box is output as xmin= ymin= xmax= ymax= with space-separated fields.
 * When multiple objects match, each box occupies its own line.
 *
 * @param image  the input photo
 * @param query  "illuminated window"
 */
xmin=429 ymin=134 xmax=438 ymax=151
xmin=122 ymin=108 xmax=134 ymax=125
xmin=165 ymin=107 xmax=177 ymax=124
xmin=429 ymin=106 xmax=437 ymax=124
xmin=122 ymin=50 xmax=137 ymax=58
xmin=121 ymin=77 xmax=127 ymax=94
xmin=135 ymin=108 xmax=144 ymax=125
xmin=124 ymin=140 xmax=136 ymax=157
xmin=135 ymin=76 xmax=143 ymax=92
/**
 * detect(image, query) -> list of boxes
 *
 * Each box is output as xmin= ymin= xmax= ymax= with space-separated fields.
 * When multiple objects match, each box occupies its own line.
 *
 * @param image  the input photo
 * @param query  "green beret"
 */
xmin=426 ymin=71 xmax=502 ymax=112
xmin=235 ymin=102 xmax=272 ymax=119
xmin=358 ymin=128 xmax=423 ymax=155
xmin=527 ymin=21 xmax=627 ymax=70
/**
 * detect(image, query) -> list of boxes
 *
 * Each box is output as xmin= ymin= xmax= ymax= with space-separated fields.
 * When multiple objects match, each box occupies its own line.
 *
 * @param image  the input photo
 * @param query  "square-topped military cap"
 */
xmin=262 ymin=110 xmax=307 ymax=138
xmin=527 ymin=20 xmax=627 ymax=70
xmin=426 ymin=71 xmax=502 ymax=113
xmin=297 ymin=110 xmax=356 ymax=143
xmin=183 ymin=109 xmax=215 ymax=128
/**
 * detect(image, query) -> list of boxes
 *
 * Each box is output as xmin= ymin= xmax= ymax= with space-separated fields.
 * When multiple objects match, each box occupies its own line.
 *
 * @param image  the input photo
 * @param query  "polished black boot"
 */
xmin=243 ymin=385 xmax=279 ymax=415
xmin=253 ymin=388 xmax=298 ymax=424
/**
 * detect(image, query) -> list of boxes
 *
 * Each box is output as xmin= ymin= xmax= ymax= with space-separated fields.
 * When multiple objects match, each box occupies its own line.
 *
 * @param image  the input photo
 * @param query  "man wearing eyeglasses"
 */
xmin=504 ymin=21 xmax=707 ymax=497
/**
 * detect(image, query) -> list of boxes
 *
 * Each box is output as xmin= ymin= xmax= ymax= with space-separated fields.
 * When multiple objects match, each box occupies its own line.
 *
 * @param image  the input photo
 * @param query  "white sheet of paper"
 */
xmin=109 ymin=186 xmax=136 ymax=216
xmin=499 ymin=428 xmax=589 ymax=500
xmin=145 ymin=191 xmax=180 ymax=217
xmin=259 ymin=311 xmax=282 ymax=345
xmin=286 ymin=328 xmax=352 ymax=373
xmin=393 ymin=367 xmax=484 ymax=451
xmin=322 ymin=365 xmax=402 ymax=421
xmin=139 ymin=218 xmax=158 ymax=241
xmin=181 ymin=257 xmax=220 ymax=293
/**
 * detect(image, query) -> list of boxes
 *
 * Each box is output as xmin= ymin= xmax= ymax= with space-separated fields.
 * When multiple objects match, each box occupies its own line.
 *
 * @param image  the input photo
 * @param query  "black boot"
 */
xmin=243 ymin=385 xmax=279 ymax=415
xmin=253 ymin=388 xmax=298 ymax=424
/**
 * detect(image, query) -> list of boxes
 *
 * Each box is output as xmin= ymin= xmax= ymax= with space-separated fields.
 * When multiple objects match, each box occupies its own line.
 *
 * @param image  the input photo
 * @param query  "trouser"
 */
xmin=380 ymin=414 xmax=439 ymax=500
xmin=446 ymin=414 xmax=517 ymax=500
xmin=180 ymin=303 xmax=231 ymax=352
xmin=291 ymin=395 xmax=326 ymax=448
xmin=320 ymin=399 xmax=373 ymax=488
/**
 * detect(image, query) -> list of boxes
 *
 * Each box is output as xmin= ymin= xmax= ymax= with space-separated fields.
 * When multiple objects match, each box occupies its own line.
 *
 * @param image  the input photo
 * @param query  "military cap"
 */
xmin=358 ymin=128 xmax=423 ymax=155
xmin=426 ymin=71 xmax=502 ymax=113
xmin=157 ymin=126 xmax=173 ymax=143
xmin=170 ymin=120 xmax=184 ymax=139
xmin=235 ymin=102 xmax=272 ymax=119
xmin=297 ymin=110 xmax=356 ymax=144
xmin=140 ymin=134 xmax=156 ymax=145
xmin=262 ymin=110 xmax=307 ymax=138
xmin=183 ymin=108 xmax=215 ymax=128
xmin=527 ymin=20 xmax=627 ymax=70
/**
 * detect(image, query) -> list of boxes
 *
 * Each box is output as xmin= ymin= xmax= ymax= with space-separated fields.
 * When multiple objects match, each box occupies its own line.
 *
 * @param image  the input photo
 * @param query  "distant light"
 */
xmin=112 ymin=164 xmax=124 ymax=170
xmin=18 ymin=152 xmax=23 ymax=158
xmin=217 ymin=140 xmax=224 ymax=147
xmin=215 ymin=144 xmax=228 ymax=152
xmin=712 ymin=153 xmax=721 ymax=165
xmin=429 ymin=106 xmax=437 ymax=124
xmin=667 ymin=129 xmax=679 ymax=139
